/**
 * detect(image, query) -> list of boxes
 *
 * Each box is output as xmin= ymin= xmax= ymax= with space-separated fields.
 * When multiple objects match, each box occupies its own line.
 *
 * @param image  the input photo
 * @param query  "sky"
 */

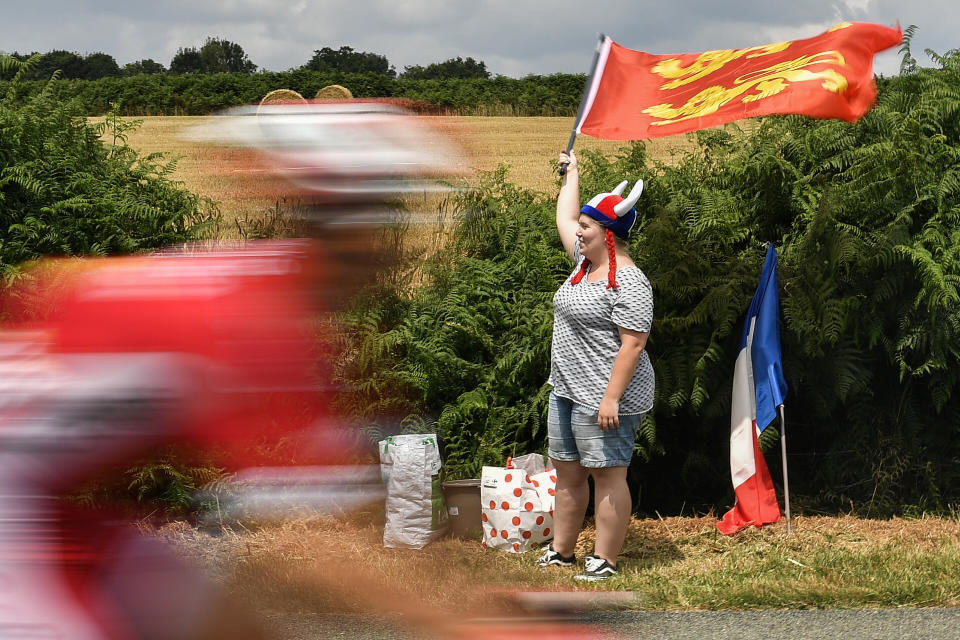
xmin=0 ymin=0 xmax=954 ymax=78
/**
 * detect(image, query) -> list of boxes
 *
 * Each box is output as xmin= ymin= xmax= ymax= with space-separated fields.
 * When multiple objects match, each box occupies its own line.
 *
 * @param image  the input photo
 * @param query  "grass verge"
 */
xmin=155 ymin=512 xmax=960 ymax=615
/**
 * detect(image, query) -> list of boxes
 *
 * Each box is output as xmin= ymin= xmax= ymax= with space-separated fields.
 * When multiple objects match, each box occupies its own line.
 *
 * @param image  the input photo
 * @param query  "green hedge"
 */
xmin=0 ymin=71 xmax=587 ymax=116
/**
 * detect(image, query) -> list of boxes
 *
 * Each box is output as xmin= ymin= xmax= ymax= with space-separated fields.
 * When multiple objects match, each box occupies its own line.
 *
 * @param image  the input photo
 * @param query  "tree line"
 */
xmin=1 ymin=40 xmax=492 ymax=81
xmin=0 ymin=68 xmax=585 ymax=116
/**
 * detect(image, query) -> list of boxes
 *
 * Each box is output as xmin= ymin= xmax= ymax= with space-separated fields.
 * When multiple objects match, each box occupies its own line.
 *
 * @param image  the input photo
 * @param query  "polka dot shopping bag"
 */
xmin=480 ymin=455 xmax=556 ymax=553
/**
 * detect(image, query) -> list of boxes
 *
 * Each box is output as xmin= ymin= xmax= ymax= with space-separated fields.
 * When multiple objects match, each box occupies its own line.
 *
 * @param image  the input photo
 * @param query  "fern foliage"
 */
xmin=0 ymin=57 xmax=219 ymax=280
xmin=336 ymin=168 xmax=567 ymax=478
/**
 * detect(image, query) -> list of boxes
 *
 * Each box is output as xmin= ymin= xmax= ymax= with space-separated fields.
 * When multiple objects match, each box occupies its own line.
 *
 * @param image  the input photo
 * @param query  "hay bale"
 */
xmin=315 ymin=84 xmax=353 ymax=100
xmin=258 ymin=89 xmax=307 ymax=112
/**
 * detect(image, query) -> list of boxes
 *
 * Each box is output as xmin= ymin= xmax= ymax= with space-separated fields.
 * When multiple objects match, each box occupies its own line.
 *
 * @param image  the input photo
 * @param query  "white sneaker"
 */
xmin=574 ymin=555 xmax=618 ymax=581
xmin=537 ymin=545 xmax=576 ymax=567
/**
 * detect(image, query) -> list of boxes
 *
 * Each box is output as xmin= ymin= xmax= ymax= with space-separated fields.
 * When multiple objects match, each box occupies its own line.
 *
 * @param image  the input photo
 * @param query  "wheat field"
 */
xmin=114 ymin=116 xmax=698 ymax=233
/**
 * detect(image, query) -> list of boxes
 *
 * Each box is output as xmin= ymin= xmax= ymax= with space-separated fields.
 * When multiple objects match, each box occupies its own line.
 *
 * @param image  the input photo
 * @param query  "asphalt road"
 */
xmin=265 ymin=608 xmax=960 ymax=639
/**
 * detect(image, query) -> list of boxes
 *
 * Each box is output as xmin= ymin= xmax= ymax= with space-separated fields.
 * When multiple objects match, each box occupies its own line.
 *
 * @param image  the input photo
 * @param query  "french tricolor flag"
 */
xmin=717 ymin=244 xmax=788 ymax=535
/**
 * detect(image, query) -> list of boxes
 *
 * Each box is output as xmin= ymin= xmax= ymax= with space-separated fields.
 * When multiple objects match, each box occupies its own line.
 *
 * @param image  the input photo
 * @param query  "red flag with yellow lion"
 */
xmin=573 ymin=22 xmax=902 ymax=140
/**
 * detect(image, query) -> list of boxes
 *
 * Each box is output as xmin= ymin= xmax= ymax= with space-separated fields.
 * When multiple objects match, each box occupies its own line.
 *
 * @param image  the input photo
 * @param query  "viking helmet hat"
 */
xmin=579 ymin=179 xmax=644 ymax=241
xmin=570 ymin=178 xmax=644 ymax=289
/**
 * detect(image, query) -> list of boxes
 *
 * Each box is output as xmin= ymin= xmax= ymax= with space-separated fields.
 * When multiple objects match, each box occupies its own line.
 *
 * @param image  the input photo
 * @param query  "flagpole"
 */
xmin=767 ymin=358 xmax=790 ymax=536
xmin=560 ymin=33 xmax=607 ymax=176
xmin=778 ymin=403 xmax=791 ymax=535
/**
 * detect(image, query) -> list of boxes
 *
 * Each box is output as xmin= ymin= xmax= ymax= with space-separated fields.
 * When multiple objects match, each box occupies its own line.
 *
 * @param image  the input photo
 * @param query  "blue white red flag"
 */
xmin=717 ymin=244 xmax=788 ymax=534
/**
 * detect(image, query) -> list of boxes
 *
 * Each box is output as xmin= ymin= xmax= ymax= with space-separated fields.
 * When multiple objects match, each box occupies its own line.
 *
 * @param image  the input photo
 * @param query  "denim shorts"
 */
xmin=547 ymin=391 xmax=642 ymax=468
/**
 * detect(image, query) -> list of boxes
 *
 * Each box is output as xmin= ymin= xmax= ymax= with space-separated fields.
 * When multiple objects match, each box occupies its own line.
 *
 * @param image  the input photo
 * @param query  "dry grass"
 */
xmin=155 ymin=512 xmax=960 ymax=616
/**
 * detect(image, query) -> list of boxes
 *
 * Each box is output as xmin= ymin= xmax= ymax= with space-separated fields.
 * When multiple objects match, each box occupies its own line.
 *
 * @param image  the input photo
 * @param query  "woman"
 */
xmin=538 ymin=150 xmax=655 ymax=581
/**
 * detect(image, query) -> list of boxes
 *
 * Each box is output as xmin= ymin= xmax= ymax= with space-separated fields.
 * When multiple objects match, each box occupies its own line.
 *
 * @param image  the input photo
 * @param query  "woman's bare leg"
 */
xmin=590 ymin=466 xmax=631 ymax=566
xmin=549 ymin=459 xmax=590 ymax=557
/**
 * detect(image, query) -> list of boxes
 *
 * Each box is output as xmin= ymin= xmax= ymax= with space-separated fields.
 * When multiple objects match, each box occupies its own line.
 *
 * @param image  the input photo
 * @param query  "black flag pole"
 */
xmin=560 ymin=33 xmax=608 ymax=176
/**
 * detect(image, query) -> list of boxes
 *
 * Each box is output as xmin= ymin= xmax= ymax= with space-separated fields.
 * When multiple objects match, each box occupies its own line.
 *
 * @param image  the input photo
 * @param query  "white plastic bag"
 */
xmin=378 ymin=434 xmax=449 ymax=549
xmin=505 ymin=453 xmax=546 ymax=476
xmin=480 ymin=455 xmax=556 ymax=553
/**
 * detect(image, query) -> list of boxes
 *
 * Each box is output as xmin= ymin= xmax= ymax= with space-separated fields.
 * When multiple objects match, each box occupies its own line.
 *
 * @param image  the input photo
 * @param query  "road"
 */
xmin=265 ymin=607 xmax=960 ymax=639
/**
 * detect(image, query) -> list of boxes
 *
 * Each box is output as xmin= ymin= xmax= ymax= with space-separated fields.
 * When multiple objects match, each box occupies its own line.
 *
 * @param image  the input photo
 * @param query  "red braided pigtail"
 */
xmin=570 ymin=258 xmax=590 ymax=285
xmin=605 ymin=229 xmax=618 ymax=289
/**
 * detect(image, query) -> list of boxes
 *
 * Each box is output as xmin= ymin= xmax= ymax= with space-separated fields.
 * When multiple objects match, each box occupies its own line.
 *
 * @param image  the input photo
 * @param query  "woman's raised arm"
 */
xmin=556 ymin=150 xmax=580 ymax=262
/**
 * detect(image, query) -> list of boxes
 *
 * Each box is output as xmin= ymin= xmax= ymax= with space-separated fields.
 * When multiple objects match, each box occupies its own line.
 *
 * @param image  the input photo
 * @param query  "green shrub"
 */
xmin=125 ymin=458 xmax=225 ymax=513
xmin=0 ymin=55 xmax=218 ymax=280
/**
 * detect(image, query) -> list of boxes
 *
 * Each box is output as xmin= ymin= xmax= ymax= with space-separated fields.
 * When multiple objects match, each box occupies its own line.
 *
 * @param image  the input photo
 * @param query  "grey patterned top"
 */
xmin=548 ymin=241 xmax=655 ymax=415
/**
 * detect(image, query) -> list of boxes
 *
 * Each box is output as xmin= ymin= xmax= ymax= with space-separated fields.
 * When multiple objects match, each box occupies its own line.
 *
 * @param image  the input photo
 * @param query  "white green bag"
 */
xmin=378 ymin=434 xmax=449 ymax=549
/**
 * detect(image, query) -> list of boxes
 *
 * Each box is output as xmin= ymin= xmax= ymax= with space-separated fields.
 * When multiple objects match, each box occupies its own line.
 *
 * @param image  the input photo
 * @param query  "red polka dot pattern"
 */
xmin=480 ymin=462 xmax=560 ymax=553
